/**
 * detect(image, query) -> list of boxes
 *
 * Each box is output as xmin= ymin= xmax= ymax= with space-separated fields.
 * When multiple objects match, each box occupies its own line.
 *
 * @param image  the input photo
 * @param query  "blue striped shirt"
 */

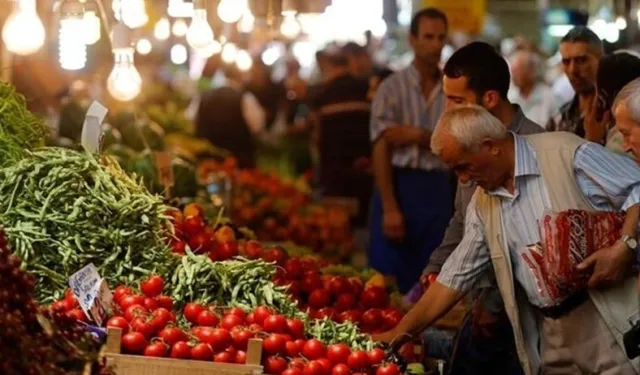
xmin=370 ymin=65 xmax=446 ymax=170
xmin=438 ymin=134 xmax=640 ymax=307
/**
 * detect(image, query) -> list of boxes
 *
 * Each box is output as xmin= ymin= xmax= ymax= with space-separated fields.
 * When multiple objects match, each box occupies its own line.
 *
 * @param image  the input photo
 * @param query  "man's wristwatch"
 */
xmin=621 ymin=235 xmax=638 ymax=253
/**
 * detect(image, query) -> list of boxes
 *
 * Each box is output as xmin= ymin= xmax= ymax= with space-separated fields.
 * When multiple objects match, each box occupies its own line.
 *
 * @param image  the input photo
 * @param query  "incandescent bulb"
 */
xmin=2 ymin=0 xmax=45 ymax=56
xmin=171 ymin=44 xmax=188 ymax=64
xmin=221 ymin=43 xmax=238 ymax=63
xmin=187 ymin=9 xmax=214 ymax=49
xmin=280 ymin=12 xmax=301 ymax=39
xmin=59 ymin=8 xmax=87 ymax=71
xmin=195 ymin=40 xmax=222 ymax=58
xmin=107 ymin=48 xmax=142 ymax=101
xmin=154 ymin=17 xmax=170 ymax=40
xmin=238 ymin=10 xmax=255 ymax=33
xmin=217 ymin=0 xmax=246 ymax=24
xmin=83 ymin=11 xmax=101 ymax=45
xmin=136 ymin=38 xmax=152 ymax=55
xmin=172 ymin=19 xmax=188 ymax=37
xmin=235 ymin=49 xmax=253 ymax=71
xmin=119 ymin=0 xmax=148 ymax=29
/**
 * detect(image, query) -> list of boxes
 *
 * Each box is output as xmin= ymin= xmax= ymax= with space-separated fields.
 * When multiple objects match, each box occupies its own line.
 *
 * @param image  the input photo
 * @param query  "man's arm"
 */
xmin=383 ymin=125 xmax=432 ymax=149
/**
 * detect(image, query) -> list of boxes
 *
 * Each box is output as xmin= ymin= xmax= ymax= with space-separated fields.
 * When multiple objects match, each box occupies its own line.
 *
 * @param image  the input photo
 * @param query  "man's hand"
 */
xmin=371 ymin=329 xmax=412 ymax=351
xmin=577 ymin=240 xmax=634 ymax=289
xmin=383 ymin=210 xmax=406 ymax=242
xmin=383 ymin=126 xmax=427 ymax=147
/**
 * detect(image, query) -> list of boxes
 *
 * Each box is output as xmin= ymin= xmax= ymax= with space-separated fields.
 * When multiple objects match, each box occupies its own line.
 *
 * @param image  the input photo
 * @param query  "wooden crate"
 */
xmin=104 ymin=328 xmax=264 ymax=375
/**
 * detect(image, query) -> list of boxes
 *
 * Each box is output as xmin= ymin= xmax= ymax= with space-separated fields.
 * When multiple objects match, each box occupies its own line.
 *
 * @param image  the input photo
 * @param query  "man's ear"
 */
xmin=481 ymin=137 xmax=501 ymax=156
xmin=481 ymin=90 xmax=501 ymax=110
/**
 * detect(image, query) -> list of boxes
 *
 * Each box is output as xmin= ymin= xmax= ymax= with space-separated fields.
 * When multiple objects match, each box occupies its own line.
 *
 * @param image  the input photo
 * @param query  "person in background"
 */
xmin=246 ymin=60 xmax=283 ymax=130
xmin=508 ymin=49 xmax=560 ymax=126
xmin=196 ymin=64 xmax=265 ymax=168
xmin=343 ymin=41 xmax=375 ymax=79
xmin=424 ymin=41 xmax=543 ymax=375
xmin=369 ymin=8 xmax=452 ymax=293
xmin=367 ymin=68 xmax=394 ymax=102
xmin=547 ymin=26 xmax=603 ymax=136
xmin=586 ymin=52 xmax=640 ymax=153
xmin=375 ymin=105 xmax=640 ymax=375
xmin=613 ymin=77 xmax=640 ymax=161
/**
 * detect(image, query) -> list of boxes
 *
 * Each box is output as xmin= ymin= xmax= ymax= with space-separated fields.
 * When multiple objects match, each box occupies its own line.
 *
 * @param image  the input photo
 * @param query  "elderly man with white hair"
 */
xmin=613 ymin=77 xmax=640 ymax=161
xmin=374 ymin=105 xmax=640 ymax=375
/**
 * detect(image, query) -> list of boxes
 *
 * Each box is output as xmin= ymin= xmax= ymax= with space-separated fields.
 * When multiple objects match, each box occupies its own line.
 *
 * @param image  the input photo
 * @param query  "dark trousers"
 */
xmin=368 ymin=168 xmax=452 ymax=293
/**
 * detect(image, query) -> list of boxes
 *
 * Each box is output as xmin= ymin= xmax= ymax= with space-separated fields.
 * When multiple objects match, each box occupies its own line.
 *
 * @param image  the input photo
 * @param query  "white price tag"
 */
xmin=68 ymin=264 xmax=113 ymax=326
xmin=81 ymin=101 xmax=108 ymax=153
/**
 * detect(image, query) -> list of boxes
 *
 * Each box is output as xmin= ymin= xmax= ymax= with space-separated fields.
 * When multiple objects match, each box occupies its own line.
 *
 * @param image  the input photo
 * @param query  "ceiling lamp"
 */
xmin=59 ymin=0 xmax=87 ymax=70
xmin=2 ymin=0 xmax=46 ymax=56
xmin=107 ymin=23 xmax=142 ymax=101
xmin=186 ymin=0 xmax=214 ymax=49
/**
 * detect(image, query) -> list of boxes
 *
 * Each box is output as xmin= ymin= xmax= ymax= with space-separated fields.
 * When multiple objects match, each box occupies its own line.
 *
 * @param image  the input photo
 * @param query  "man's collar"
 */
xmin=513 ymin=133 xmax=540 ymax=177
xmin=407 ymin=63 xmax=441 ymax=88
xmin=508 ymin=104 xmax=527 ymax=133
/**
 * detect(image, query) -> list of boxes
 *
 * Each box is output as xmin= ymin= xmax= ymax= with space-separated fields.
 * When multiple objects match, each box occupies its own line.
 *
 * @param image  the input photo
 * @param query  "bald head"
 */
xmin=510 ymin=50 xmax=540 ymax=91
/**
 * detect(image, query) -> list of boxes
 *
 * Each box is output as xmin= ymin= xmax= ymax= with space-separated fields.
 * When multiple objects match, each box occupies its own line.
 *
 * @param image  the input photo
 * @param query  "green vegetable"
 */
xmin=0 ymin=147 xmax=175 ymax=303
xmin=0 ymin=81 xmax=47 ymax=167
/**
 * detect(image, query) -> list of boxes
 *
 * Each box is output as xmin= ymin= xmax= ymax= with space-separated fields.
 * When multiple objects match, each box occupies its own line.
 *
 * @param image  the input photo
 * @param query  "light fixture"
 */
xmin=235 ymin=49 xmax=253 ymax=71
xmin=154 ymin=17 xmax=170 ymax=40
xmin=195 ymin=40 xmax=222 ymax=58
xmin=171 ymin=44 xmax=188 ymax=64
xmin=168 ymin=0 xmax=194 ymax=18
xmin=2 ymin=0 xmax=46 ymax=56
xmin=221 ymin=43 xmax=238 ymax=63
xmin=114 ymin=0 xmax=148 ymax=29
xmin=217 ymin=0 xmax=246 ymax=24
xmin=616 ymin=16 xmax=627 ymax=30
xmin=136 ymin=38 xmax=152 ymax=55
xmin=237 ymin=10 xmax=255 ymax=33
xmin=280 ymin=12 xmax=301 ymax=39
xmin=83 ymin=10 xmax=101 ymax=45
xmin=261 ymin=44 xmax=281 ymax=66
xmin=59 ymin=1 xmax=87 ymax=70
xmin=186 ymin=0 xmax=214 ymax=49
xmin=107 ymin=23 xmax=142 ymax=101
xmin=172 ymin=19 xmax=189 ymax=37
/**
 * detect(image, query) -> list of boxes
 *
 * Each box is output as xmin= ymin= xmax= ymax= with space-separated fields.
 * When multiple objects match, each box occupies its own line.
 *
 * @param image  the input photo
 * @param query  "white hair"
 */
xmin=613 ymin=77 xmax=640 ymax=123
xmin=431 ymin=105 xmax=508 ymax=156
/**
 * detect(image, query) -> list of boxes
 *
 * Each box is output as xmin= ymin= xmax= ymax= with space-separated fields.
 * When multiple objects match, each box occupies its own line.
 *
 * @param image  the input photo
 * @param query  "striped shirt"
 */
xmin=438 ymin=134 xmax=640 ymax=307
xmin=370 ymin=64 xmax=446 ymax=170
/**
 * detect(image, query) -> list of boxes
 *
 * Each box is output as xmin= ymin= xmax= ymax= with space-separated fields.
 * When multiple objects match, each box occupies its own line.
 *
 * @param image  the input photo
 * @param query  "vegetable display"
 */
xmin=0 ymin=147 xmax=174 ymax=303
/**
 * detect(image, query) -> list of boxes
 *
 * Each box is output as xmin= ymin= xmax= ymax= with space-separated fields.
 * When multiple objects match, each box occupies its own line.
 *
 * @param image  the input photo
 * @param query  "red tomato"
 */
xmin=360 ymin=287 xmax=389 ymax=309
xmin=302 ymin=339 xmax=326 ymax=360
xmin=367 ymin=348 xmax=385 ymax=366
xmin=284 ymin=258 xmax=304 ymax=279
xmin=302 ymin=273 xmax=323 ymax=293
xmin=317 ymin=358 xmax=333 ymax=374
xmin=217 ymin=241 xmax=239 ymax=260
xmin=225 ymin=345 xmax=237 ymax=358
xmin=227 ymin=307 xmax=246 ymax=320
xmin=316 ymin=307 xmax=337 ymax=321
xmin=66 ymin=308 xmax=88 ymax=322
xmin=124 ymin=305 xmax=148 ymax=322
xmin=144 ymin=342 xmax=168 ymax=357
xmin=198 ymin=310 xmax=220 ymax=327
xmin=303 ymin=360 xmax=326 ymax=375
xmin=348 ymin=278 xmax=364 ymax=297
xmin=140 ymin=275 xmax=165 ymax=297
xmin=334 ymin=293 xmax=357 ymax=312
xmin=209 ymin=328 xmax=232 ymax=350
xmin=283 ymin=368 xmax=303 ymax=375
xmin=114 ymin=285 xmax=133 ymax=304
xmin=253 ymin=306 xmax=273 ymax=325
xmin=263 ymin=334 xmax=287 ymax=355
xmin=150 ymin=308 xmax=174 ymax=330
xmin=170 ymin=341 xmax=191 ymax=359
xmin=183 ymin=303 xmax=206 ymax=324
xmin=106 ymin=316 xmax=130 ymax=334
xmin=131 ymin=317 xmax=156 ymax=339
xmin=264 ymin=356 xmax=288 ymax=375
xmin=171 ymin=240 xmax=187 ymax=254
xmin=246 ymin=312 xmax=256 ymax=325
xmin=189 ymin=233 xmax=212 ymax=254
xmin=159 ymin=327 xmax=188 ymax=346
xmin=308 ymin=290 xmax=331 ymax=309
xmin=290 ymin=357 xmax=307 ymax=370
xmin=327 ymin=344 xmax=351 ymax=365
xmin=214 ymin=351 xmax=233 ymax=363
xmin=154 ymin=295 xmax=174 ymax=310
xmin=376 ymin=363 xmax=400 ymax=375
xmin=338 ymin=310 xmax=362 ymax=324
xmin=361 ymin=309 xmax=384 ymax=331
xmin=221 ymin=314 xmax=244 ymax=330
xmin=263 ymin=314 xmax=287 ymax=333
xmin=285 ymin=340 xmax=302 ymax=357
xmin=347 ymin=351 xmax=369 ymax=370
xmin=235 ymin=350 xmax=247 ymax=364
xmin=328 ymin=276 xmax=350 ymax=296
xmin=121 ymin=332 xmax=147 ymax=354
xmin=286 ymin=318 xmax=305 ymax=338
xmin=231 ymin=327 xmax=253 ymax=350
xmin=51 ymin=300 xmax=71 ymax=313
xmin=183 ymin=215 xmax=205 ymax=236
xmin=263 ymin=247 xmax=288 ymax=266
xmin=143 ymin=297 xmax=158 ymax=311
xmin=332 ymin=364 xmax=350 ymax=375
xmin=244 ymin=240 xmax=263 ymax=259
xmin=191 ymin=343 xmax=214 ymax=361
xmin=120 ymin=295 xmax=145 ymax=310
xmin=382 ymin=310 xmax=403 ymax=330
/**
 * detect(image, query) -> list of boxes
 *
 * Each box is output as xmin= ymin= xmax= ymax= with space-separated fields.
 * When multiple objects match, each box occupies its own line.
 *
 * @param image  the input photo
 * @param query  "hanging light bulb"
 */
xmin=2 ymin=0 xmax=46 ymax=56
xmin=217 ymin=0 xmax=246 ymax=24
xmin=280 ymin=12 xmax=301 ymax=39
xmin=107 ymin=23 xmax=142 ymax=101
xmin=235 ymin=49 xmax=253 ymax=71
xmin=172 ymin=19 xmax=188 ymax=37
xmin=221 ymin=43 xmax=238 ymax=63
xmin=186 ymin=0 xmax=214 ymax=49
xmin=154 ymin=17 xmax=170 ymax=40
xmin=59 ymin=1 xmax=87 ymax=70
xmin=83 ymin=10 xmax=101 ymax=45
xmin=170 ymin=44 xmax=188 ymax=65
xmin=168 ymin=0 xmax=193 ymax=18
xmin=237 ymin=10 xmax=255 ymax=33
xmin=194 ymin=40 xmax=222 ymax=58
xmin=115 ymin=0 xmax=148 ymax=29
xmin=136 ymin=38 xmax=152 ymax=55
